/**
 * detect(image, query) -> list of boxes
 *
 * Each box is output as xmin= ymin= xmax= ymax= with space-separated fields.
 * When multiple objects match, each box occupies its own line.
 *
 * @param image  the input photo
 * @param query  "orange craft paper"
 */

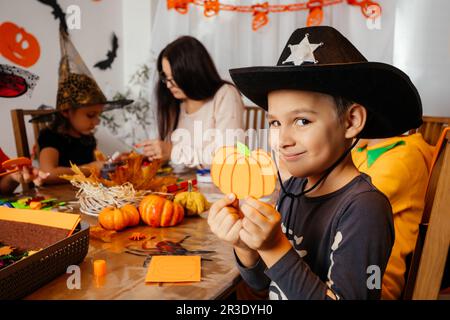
xmin=0 ymin=207 xmax=81 ymax=236
xmin=145 ymin=256 xmax=201 ymax=283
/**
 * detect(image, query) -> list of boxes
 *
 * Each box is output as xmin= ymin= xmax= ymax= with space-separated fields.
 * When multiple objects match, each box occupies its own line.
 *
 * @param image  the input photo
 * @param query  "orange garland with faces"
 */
xmin=167 ymin=0 xmax=381 ymax=31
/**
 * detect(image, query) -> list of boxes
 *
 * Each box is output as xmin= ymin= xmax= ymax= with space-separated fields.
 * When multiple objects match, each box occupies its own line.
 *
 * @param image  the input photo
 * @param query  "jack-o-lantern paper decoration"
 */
xmin=0 ymin=22 xmax=41 ymax=68
xmin=211 ymin=142 xmax=277 ymax=199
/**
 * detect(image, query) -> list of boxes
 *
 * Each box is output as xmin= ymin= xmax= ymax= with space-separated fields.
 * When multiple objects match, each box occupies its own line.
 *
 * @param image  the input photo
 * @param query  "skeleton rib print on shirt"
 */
xmin=236 ymin=173 xmax=395 ymax=300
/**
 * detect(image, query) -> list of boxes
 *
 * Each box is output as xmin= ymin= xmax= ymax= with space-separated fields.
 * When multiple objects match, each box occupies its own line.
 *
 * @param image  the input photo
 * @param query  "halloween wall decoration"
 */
xmin=167 ymin=0 xmax=382 ymax=31
xmin=37 ymin=0 xmax=68 ymax=33
xmin=0 ymin=22 xmax=41 ymax=68
xmin=0 ymin=64 xmax=39 ymax=98
xmin=211 ymin=142 xmax=277 ymax=199
xmin=94 ymin=33 xmax=119 ymax=70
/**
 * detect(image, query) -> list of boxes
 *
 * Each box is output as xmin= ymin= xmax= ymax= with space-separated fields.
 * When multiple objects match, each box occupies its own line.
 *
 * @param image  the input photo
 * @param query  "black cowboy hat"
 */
xmin=229 ymin=26 xmax=422 ymax=139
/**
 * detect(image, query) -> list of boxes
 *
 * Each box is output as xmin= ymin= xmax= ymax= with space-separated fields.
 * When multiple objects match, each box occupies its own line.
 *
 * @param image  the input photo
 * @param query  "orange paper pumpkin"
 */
xmin=139 ymin=195 xmax=184 ymax=228
xmin=0 ymin=22 xmax=41 ymax=68
xmin=211 ymin=143 xmax=277 ymax=199
xmin=98 ymin=207 xmax=130 ymax=231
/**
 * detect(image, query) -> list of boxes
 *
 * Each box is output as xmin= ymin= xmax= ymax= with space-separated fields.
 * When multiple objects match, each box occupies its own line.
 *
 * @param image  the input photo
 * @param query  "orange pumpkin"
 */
xmin=139 ymin=195 xmax=184 ymax=228
xmin=211 ymin=143 xmax=277 ymax=199
xmin=98 ymin=207 xmax=130 ymax=231
xmin=0 ymin=22 xmax=41 ymax=68
xmin=121 ymin=203 xmax=140 ymax=227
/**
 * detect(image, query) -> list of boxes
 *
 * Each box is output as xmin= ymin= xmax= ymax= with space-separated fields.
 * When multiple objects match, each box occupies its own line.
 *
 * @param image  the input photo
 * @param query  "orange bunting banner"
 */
xmin=166 ymin=0 xmax=382 ymax=31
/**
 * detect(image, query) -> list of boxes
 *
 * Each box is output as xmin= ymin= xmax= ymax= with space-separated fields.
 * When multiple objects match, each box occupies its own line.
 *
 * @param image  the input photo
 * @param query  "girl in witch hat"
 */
xmin=37 ymin=31 xmax=132 ymax=184
xmin=208 ymin=26 xmax=422 ymax=300
xmin=0 ymin=64 xmax=49 ymax=194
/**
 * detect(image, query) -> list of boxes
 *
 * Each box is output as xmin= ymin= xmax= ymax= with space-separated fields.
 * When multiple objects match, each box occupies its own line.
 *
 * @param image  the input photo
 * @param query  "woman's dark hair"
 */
xmin=156 ymin=36 xmax=230 ymax=140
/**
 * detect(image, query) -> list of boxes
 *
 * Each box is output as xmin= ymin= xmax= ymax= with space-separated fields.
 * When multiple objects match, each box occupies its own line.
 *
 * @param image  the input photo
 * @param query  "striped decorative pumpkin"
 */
xmin=139 ymin=195 xmax=184 ymax=227
xmin=98 ymin=207 xmax=130 ymax=231
xmin=211 ymin=143 xmax=277 ymax=199
xmin=121 ymin=203 xmax=140 ymax=227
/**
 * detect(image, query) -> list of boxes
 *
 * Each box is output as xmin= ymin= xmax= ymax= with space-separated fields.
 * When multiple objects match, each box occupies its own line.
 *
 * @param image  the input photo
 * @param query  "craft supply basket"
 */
xmin=0 ymin=221 xmax=89 ymax=300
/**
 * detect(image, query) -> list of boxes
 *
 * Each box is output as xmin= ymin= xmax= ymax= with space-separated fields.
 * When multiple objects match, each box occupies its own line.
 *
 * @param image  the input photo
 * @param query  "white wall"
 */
xmin=394 ymin=0 xmax=450 ymax=117
xmin=122 ymin=0 xmax=152 ymax=86
xmin=0 ymin=0 xmax=125 ymax=157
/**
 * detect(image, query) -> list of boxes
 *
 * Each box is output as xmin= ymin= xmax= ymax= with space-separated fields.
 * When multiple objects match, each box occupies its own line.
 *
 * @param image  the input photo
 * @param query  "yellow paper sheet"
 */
xmin=0 ymin=207 xmax=81 ymax=236
xmin=145 ymin=256 xmax=201 ymax=283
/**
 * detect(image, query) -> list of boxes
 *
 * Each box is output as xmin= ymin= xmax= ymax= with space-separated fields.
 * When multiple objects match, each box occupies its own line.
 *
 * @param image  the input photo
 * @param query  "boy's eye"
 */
xmin=295 ymin=118 xmax=310 ymax=126
xmin=268 ymin=120 xmax=281 ymax=128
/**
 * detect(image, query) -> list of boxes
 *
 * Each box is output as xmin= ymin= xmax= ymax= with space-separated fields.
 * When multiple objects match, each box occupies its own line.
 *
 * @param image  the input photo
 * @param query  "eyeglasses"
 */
xmin=160 ymin=73 xmax=177 ymax=87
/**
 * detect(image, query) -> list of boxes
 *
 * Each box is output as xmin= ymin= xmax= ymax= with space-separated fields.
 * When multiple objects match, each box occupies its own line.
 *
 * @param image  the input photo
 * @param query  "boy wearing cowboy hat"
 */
xmin=208 ymin=26 xmax=422 ymax=299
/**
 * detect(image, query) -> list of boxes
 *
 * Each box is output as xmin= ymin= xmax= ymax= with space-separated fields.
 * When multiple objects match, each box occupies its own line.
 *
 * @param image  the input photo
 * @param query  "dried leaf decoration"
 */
xmin=0 ymin=246 xmax=14 ymax=256
xmin=60 ymin=152 xmax=176 ymax=191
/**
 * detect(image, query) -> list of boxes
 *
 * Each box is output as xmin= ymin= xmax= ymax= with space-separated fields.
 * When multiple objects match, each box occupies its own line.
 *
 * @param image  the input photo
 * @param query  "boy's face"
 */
xmin=66 ymin=104 xmax=104 ymax=136
xmin=268 ymin=90 xmax=349 ymax=179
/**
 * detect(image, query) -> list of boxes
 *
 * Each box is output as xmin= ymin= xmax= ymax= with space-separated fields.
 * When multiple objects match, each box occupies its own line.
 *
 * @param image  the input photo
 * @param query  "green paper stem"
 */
xmin=237 ymin=142 xmax=250 ymax=157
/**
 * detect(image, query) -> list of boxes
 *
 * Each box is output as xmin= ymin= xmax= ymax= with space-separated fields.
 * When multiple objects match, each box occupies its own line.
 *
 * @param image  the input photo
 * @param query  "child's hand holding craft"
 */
xmin=239 ymin=197 xmax=292 ymax=268
xmin=239 ymin=197 xmax=283 ymax=251
xmin=208 ymin=193 xmax=244 ymax=247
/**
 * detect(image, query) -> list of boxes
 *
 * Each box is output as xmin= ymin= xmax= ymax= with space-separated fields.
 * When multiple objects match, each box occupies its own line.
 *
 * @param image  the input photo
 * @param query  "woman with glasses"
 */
xmin=136 ymin=36 xmax=245 ymax=169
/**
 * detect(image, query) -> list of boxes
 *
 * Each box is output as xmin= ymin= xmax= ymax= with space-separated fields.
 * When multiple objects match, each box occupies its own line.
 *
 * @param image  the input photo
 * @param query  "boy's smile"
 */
xmin=280 ymin=150 xmax=307 ymax=162
xmin=268 ymin=89 xmax=349 ymax=179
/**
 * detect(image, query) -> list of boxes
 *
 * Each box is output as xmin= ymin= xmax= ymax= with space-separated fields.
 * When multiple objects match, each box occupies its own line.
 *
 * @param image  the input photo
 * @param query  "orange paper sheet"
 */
xmin=145 ymin=256 xmax=201 ymax=283
xmin=0 ymin=207 xmax=81 ymax=236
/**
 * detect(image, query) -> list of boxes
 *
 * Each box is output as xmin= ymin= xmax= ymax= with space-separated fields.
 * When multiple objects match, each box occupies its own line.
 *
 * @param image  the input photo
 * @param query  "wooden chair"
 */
xmin=244 ymin=106 xmax=269 ymax=151
xmin=244 ymin=105 xmax=267 ymax=131
xmin=10 ymin=108 xmax=54 ymax=159
xmin=403 ymin=128 xmax=450 ymax=299
xmin=410 ymin=116 xmax=450 ymax=146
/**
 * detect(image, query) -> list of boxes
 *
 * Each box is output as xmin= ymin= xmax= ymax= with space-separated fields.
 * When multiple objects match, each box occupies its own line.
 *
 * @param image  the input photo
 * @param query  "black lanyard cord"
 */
xmin=272 ymin=138 xmax=361 ymax=232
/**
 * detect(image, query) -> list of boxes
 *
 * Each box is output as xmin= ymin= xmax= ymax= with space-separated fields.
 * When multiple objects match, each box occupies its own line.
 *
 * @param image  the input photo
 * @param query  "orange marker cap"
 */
xmin=93 ymin=259 xmax=107 ymax=277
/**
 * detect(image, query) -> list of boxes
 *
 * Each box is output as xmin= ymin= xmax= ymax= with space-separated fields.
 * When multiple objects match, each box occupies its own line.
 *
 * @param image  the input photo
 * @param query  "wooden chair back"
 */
xmin=403 ymin=128 xmax=450 ymax=299
xmin=244 ymin=106 xmax=267 ymax=131
xmin=410 ymin=116 xmax=450 ymax=145
xmin=10 ymin=109 xmax=54 ymax=159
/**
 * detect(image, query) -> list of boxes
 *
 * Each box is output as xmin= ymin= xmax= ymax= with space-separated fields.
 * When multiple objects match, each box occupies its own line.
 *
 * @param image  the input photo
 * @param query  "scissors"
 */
xmin=0 ymin=157 xmax=32 ymax=177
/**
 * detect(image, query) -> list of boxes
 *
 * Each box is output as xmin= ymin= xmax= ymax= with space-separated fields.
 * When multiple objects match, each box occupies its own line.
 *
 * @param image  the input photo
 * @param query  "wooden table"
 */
xmin=23 ymin=175 xmax=243 ymax=300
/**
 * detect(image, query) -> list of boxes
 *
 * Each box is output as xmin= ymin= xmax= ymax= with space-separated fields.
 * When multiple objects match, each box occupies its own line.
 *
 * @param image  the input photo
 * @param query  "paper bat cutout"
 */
xmin=37 ymin=0 xmax=68 ymax=33
xmin=94 ymin=33 xmax=119 ymax=70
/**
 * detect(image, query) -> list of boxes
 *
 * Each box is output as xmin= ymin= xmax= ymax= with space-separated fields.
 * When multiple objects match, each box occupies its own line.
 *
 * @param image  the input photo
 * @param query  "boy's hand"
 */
xmin=208 ymin=193 xmax=248 ymax=249
xmin=239 ymin=197 xmax=285 ymax=251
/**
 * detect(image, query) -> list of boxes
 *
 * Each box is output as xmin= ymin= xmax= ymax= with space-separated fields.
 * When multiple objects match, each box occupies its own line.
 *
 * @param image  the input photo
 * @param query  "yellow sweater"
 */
xmin=352 ymin=133 xmax=434 ymax=299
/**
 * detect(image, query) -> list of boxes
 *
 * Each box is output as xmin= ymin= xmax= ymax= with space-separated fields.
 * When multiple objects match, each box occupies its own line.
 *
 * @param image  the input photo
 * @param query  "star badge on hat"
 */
xmin=282 ymin=33 xmax=323 ymax=66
